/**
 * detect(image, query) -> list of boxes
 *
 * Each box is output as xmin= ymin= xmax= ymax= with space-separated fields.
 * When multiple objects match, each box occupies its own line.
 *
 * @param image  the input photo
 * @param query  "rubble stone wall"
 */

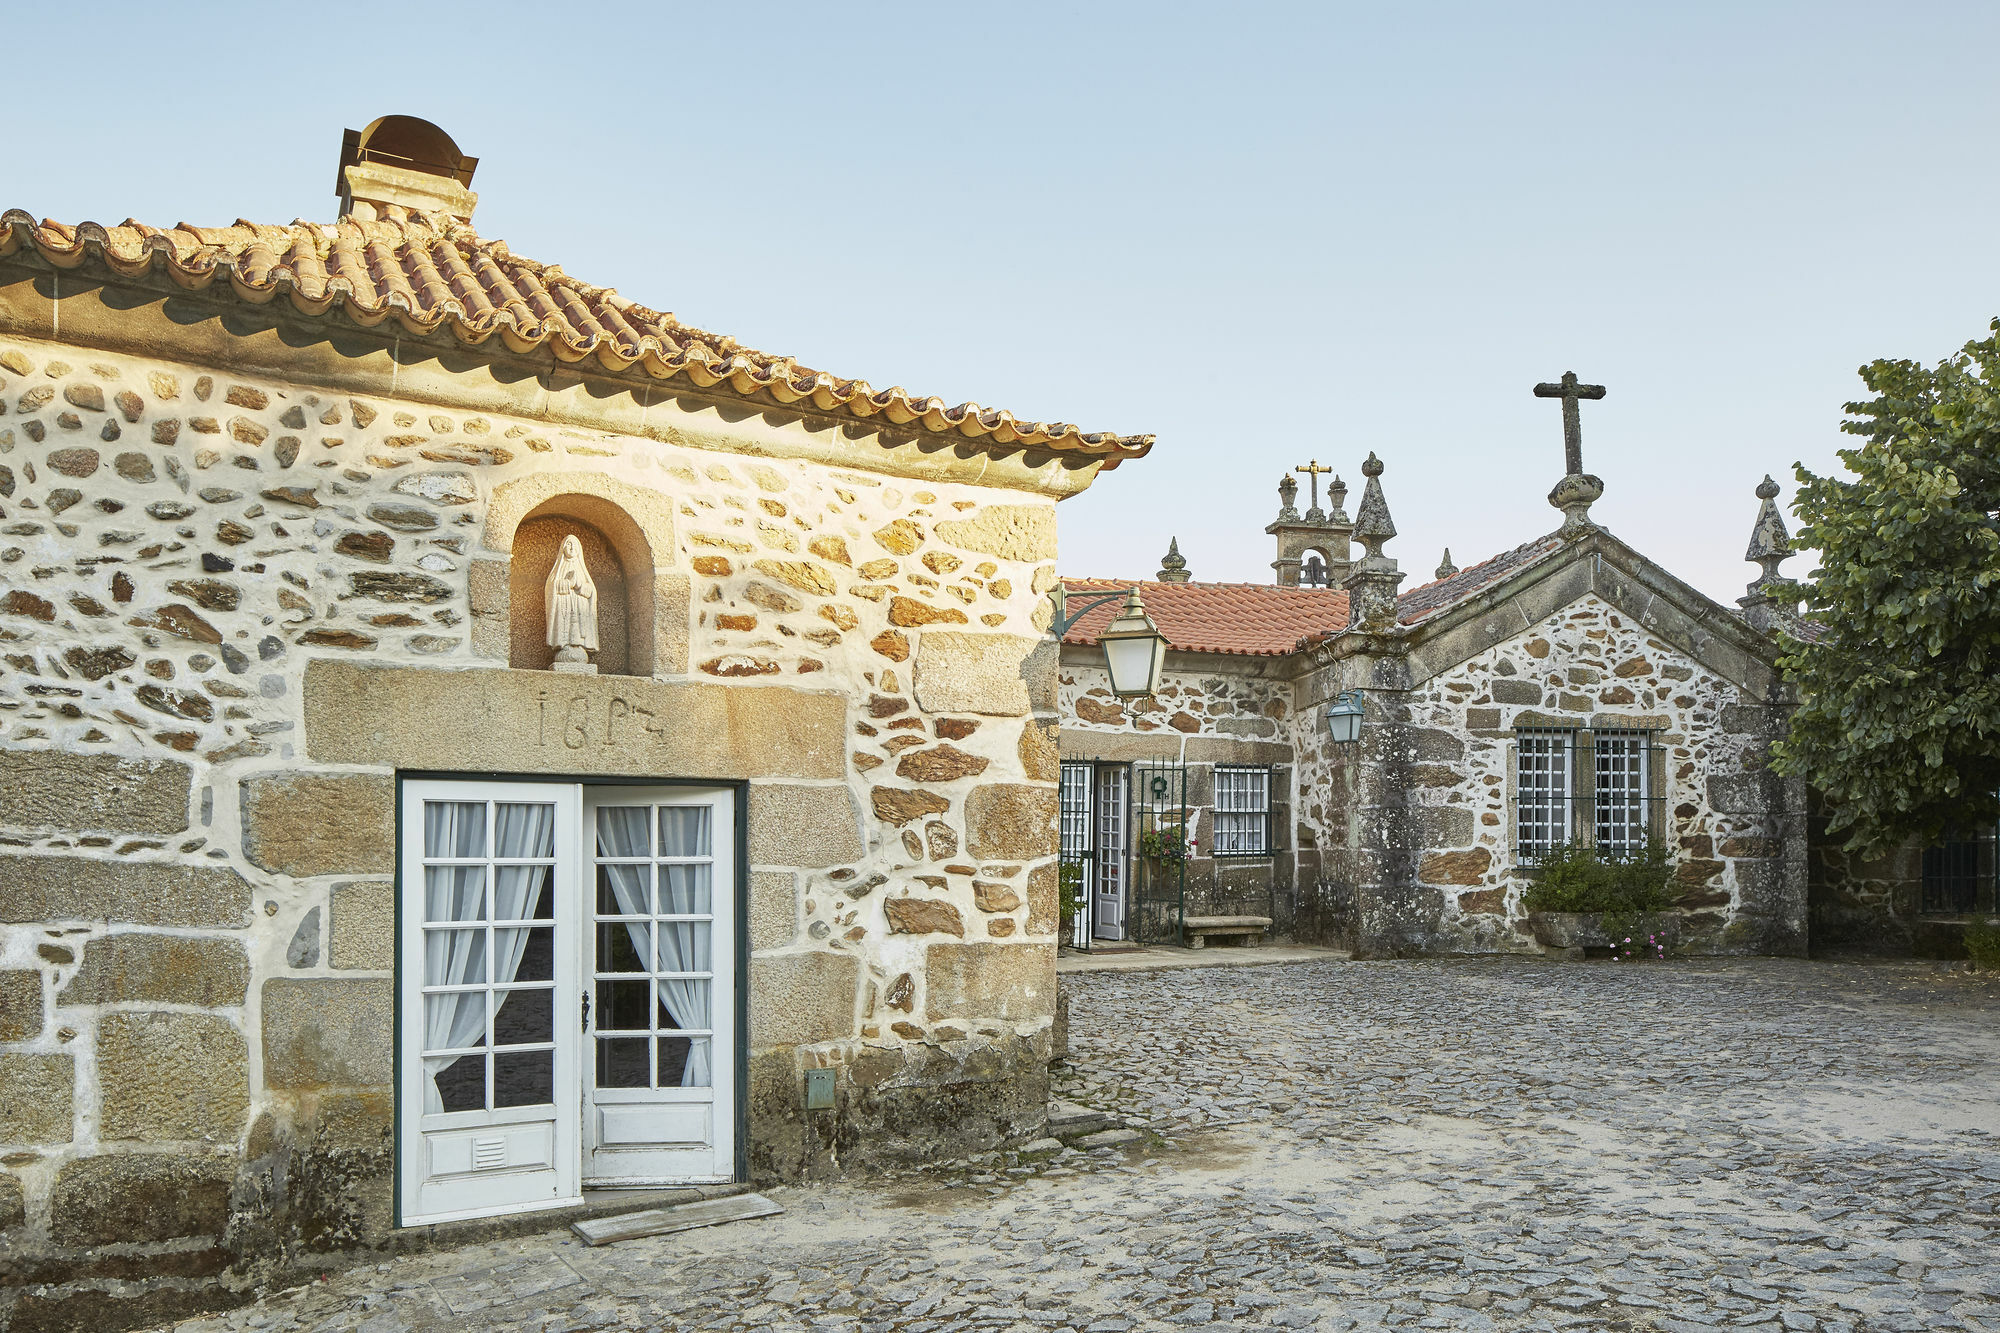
xmin=1293 ymin=593 xmax=1803 ymax=956
xmin=1056 ymin=655 xmax=1298 ymax=932
xmin=0 ymin=333 xmax=1062 ymax=1326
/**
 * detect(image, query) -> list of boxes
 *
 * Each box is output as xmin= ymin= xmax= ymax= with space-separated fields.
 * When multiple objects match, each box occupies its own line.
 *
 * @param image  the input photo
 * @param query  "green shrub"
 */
xmin=1520 ymin=838 xmax=1675 ymax=915
xmin=1965 ymin=915 xmax=2000 ymax=971
xmin=1058 ymin=861 xmax=1087 ymax=927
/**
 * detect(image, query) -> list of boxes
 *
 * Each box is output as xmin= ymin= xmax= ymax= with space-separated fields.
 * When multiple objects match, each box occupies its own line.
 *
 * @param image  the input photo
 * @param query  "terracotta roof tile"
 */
xmin=1065 ymin=534 xmax=1574 ymax=660
xmin=0 ymin=209 xmax=1152 ymax=466
xmin=1061 ymin=579 xmax=1350 ymax=657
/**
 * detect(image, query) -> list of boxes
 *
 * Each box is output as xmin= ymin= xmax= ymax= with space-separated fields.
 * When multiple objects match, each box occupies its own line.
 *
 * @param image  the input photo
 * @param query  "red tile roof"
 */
xmin=1063 ymin=534 xmax=1572 ymax=658
xmin=1061 ymin=579 xmax=1351 ymax=657
xmin=0 ymin=209 xmax=1153 ymax=466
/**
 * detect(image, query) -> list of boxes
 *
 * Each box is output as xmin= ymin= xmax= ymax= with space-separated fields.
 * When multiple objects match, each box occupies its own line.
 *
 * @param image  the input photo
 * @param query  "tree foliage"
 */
xmin=1771 ymin=322 xmax=2000 ymax=854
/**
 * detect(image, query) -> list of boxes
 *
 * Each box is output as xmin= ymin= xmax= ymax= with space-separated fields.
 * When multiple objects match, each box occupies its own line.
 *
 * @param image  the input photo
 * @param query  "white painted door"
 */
xmin=583 ymin=787 xmax=736 ymax=1184
xmin=1094 ymin=766 xmax=1128 ymax=940
xmin=398 ymin=781 xmax=582 ymax=1226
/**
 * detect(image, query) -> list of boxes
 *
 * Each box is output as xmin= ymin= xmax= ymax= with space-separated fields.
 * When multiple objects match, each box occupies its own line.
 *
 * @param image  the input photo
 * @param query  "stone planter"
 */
xmin=1528 ymin=910 xmax=1679 ymax=954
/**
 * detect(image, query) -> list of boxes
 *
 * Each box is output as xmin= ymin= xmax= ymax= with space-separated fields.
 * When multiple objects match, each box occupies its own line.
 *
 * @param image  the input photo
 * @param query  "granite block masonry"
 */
xmin=0 ymin=115 xmax=1147 ymax=1329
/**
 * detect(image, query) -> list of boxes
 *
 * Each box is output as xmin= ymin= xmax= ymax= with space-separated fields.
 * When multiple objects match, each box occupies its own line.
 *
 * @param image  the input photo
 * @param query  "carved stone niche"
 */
xmin=507 ymin=495 xmax=654 ymax=677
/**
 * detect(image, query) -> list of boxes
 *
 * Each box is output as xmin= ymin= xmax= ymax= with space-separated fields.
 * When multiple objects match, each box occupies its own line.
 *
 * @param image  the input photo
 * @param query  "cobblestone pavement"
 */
xmin=166 ymin=958 xmax=2000 ymax=1333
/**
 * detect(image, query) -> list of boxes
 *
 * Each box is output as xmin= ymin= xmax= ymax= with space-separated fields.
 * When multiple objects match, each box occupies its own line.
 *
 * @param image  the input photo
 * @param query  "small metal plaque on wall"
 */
xmin=803 ymin=1068 xmax=836 ymax=1111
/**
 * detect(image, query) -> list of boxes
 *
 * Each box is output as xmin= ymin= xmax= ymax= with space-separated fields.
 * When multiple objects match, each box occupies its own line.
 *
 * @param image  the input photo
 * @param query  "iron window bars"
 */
xmin=1514 ymin=727 xmax=1667 ymax=860
xmin=1213 ymin=766 xmax=1273 ymax=856
xmin=1921 ymin=822 xmax=1999 ymax=917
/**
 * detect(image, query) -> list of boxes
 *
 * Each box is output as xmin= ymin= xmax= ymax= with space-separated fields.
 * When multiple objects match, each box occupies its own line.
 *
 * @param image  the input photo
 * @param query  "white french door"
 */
xmin=397 ymin=781 xmax=736 ymax=1227
xmin=1094 ymin=766 xmax=1128 ymax=940
xmin=584 ymin=787 xmax=735 ymax=1184
xmin=398 ymin=781 xmax=581 ymax=1226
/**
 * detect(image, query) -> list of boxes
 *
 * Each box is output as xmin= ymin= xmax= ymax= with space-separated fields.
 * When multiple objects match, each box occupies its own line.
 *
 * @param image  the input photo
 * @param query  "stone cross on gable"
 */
xmin=1533 ymin=371 xmax=1606 ymax=477
xmin=1294 ymin=460 xmax=1334 ymax=513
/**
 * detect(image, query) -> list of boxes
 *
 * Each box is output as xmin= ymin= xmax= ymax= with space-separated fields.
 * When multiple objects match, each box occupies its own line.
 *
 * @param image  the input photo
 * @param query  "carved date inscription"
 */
xmin=537 ymin=691 xmax=670 ymax=751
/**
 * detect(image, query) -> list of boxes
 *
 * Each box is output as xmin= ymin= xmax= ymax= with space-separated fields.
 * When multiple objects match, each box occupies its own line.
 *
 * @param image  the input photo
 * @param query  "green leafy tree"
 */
xmin=1772 ymin=322 xmax=2000 ymax=853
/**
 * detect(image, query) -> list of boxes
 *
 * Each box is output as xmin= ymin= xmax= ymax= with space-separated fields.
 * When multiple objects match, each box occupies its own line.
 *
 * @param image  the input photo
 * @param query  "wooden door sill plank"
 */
xmin=571 ymin=1192 xmax=783 ymax=1246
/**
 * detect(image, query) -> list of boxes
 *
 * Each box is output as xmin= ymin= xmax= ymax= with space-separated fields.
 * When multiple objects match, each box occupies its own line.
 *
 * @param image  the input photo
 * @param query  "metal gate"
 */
xmin=1129 ymin=760 xmax=1188 ymax=946
xmin=1058 ymin=762 xmax=1094 ymax=951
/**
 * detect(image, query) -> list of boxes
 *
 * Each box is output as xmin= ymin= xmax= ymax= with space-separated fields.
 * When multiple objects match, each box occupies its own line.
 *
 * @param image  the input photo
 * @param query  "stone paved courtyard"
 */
xmin=161 ymin=958 xmax=2000 ymax=1333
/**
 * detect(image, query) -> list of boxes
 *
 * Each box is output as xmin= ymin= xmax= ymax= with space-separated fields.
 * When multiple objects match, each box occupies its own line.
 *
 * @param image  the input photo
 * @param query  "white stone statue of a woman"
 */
xmin=545 ymin=534 xmax=599 ymax=674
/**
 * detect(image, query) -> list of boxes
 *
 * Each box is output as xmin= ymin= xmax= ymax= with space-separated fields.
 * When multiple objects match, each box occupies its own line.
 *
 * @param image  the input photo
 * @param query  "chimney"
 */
xmin=336 ymin=116 xmax=479 ymax=223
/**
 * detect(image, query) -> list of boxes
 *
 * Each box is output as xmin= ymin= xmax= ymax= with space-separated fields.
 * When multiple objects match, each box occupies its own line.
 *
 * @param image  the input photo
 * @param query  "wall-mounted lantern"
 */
xmin=1050 ymin=585 xmax=1170 ymax=698
xmin=1326 ymin=689 xmax=1366 ymax=744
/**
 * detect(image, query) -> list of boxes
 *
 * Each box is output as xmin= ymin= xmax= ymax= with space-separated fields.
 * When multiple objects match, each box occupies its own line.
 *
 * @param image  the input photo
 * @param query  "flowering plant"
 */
xmin=1140 ymin=824 xmax=1188 ymax=865
xmin=1607 ymin=928 xmax=1669 ymax=962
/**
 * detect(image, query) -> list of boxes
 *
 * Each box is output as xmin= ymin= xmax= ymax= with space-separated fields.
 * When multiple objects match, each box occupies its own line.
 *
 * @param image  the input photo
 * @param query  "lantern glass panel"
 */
xmin=1327 ymin=694 xmax=1365 ymax=744
xmin=1103 ymin=634 xmax=1159 ymax=696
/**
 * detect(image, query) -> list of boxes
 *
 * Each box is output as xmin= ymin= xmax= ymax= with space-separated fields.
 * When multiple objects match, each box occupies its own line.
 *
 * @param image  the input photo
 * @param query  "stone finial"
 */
xmin=1353 ymin=453 xmax=1396 ymax=556
xmin=1745 ymin=474 xmax=1790 ymax=574
xmin=1739 ymin=474 xmax=1799 ymax=632
xmin=1276 ymin=474 xmax=1300 ymax=522
xmin=1435 ymin=548 xmax=1457 ymax=581
xmin=1156 ymin=537 xmax=1192 ymax=584
xmin=1343 ymin=452 xmax=1405 ymax=632
xmin=1548 ymin=472 xmax=1604 ymax=540
xmin=1327 ymin=474 xmax=1350 ymax=526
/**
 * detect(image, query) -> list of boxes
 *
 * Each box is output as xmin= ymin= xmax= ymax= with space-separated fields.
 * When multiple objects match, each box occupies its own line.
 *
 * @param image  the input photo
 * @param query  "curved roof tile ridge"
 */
xmin=0 ymin=208 xmax=1152 ymax=464
xmin=1058 ymin=577 xmax=1352 ymax=657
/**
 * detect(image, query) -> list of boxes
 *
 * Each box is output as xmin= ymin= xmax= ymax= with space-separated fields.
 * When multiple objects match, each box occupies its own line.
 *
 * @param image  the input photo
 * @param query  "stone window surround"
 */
xmin=1508 ymin=725 xmax=1669 ymax=862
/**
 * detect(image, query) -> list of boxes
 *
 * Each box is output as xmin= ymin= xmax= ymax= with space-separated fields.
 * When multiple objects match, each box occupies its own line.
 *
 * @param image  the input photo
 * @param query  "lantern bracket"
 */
xmin=1048 ymin=587 xmax=1143 ymax=639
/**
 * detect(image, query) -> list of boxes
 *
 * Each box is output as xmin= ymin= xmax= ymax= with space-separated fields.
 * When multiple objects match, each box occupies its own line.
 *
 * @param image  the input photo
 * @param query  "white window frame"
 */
xmin=1515 ymin=729 xmax=1574 ymax=859
xmin=1212 ymin=766 xmax=1272 ymax=857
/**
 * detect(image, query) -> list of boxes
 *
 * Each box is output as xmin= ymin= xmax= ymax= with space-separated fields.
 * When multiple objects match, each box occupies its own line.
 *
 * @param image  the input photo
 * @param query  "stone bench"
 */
xmin=1183 ymin=915 xmax=1273 ymax=949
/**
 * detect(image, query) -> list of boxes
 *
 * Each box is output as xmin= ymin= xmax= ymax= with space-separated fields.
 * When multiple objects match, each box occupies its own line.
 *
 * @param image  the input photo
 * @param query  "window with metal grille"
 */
xmin=1516 ymin=729 xmax=1573 ymax=857
xmin=1921 ymin=826 xmax=1998 ymax=916
xmin=1213 ymin=766 xmax=1271 ymax=856
xmin=1593 ymin=731 xmax=1650 ymax=854
xmin=1515 ymin=727 xmax=1664 ymax=860
xmin=1059 ymin=763 xmax=1093 ymax=860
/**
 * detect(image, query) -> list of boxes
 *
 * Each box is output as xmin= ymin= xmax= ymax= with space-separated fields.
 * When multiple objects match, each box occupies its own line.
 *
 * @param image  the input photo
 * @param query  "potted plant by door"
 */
xmin=1139 ymin=822 xmax=1189 ymax=867
xmin=1523 ymin=839 xmax=1678 ymax=957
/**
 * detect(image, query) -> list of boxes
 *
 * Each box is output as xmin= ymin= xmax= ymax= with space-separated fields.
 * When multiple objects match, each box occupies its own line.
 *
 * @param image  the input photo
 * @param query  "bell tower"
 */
xmin=1266 ymin=460 xmax=1354 ymax=587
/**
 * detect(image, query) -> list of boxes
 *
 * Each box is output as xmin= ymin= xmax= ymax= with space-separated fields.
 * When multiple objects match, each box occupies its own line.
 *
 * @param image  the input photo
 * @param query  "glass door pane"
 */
xmin=592 ymin=802 xmax=715 ymax=1089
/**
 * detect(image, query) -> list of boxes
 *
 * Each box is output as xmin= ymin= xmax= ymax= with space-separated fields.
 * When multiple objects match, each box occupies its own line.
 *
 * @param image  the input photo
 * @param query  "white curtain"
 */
xmin=421 ymin=800 xmax=553 ymax=1115
xmin=595 ymin=805 xmax=653 ymax=962
xmin=657 ymin=807 xmax=712 ymax=1088
xmin=491 ymin=801 xmax=555 ymax=1043
xmin=596 ymin=805 xmax=712 ymax=1089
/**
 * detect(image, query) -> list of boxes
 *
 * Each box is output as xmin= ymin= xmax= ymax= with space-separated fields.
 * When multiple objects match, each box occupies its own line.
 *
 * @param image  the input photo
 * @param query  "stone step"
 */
xmin=1048 ymin=1098 xmax=1120 ymax=1141
xmin=571 ymin=1191 xmax=784 ymax=1247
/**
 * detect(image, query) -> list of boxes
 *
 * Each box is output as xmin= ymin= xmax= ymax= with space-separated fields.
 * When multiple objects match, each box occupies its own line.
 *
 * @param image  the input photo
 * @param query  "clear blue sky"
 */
xmin=12 ymin=2 xmax=1998 ymax=603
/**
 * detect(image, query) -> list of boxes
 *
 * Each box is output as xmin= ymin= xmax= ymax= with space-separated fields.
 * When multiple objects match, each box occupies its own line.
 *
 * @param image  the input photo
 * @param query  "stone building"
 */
xmin=0 ymin=117 xmax=1150 ymax=1328
xmin=1060 ymin=417 xmax=1809 ymax=959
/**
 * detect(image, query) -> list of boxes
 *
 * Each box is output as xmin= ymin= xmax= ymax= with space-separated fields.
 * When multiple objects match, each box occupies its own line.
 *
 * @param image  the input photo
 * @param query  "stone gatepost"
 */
xmin=1298 ymin=453 xmax=1435 ymax=955
xmin=1305 ymin=645 xmax=1442 ymax=958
